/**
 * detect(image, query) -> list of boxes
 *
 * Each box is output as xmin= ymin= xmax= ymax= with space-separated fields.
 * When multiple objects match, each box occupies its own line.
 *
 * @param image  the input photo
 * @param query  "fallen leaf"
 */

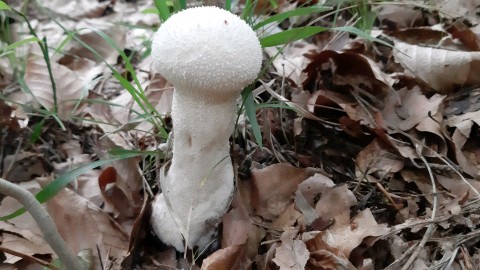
xmin=25 ymin=45 xmax=86 ymax=119
xmin=355 ymin=138 xmax=404 ymax=180
xmin=46 ymin=187 xmax=129 ymax=269
xmin=201 ymin=244 xmax=250 ymax=270
xmin=250 ymin=163 xmax=315 ymax=220
xmin=273 ymin=228 xmax=310 ymax=270
xmin=393 ymin=40 xmax=480 ymax=93
xmin=323 ymin=209 xmax=389 ymax=258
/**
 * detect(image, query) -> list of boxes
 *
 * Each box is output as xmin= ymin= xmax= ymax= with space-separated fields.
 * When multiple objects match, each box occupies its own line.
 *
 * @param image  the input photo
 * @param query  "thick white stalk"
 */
xmin=153 ymin=88 xmax=236 ymax=250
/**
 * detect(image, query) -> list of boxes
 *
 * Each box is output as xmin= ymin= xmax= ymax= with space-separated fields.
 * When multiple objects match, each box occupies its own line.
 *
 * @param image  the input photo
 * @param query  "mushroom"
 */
xmin=150 ymin=6 xmax=262 ymax=250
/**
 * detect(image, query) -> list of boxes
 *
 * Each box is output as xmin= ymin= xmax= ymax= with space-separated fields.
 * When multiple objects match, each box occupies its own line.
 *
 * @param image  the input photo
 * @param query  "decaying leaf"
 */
xmin=249 ymin=163 xmax=315 ymax=220
xmin=46 ymin=187 xmax=129 ymax=269
xmin=201 ymin=244 xmax=250 ymax=270
xmin=273 ymin=228 xmax=309 ymax=270
xmin=25 ymin=45 xmax=86 ymax=118
xmin=393 ymin=40 xmax=480 ymax=93
xmin=355 ymin=139 xmax=404 ymax=181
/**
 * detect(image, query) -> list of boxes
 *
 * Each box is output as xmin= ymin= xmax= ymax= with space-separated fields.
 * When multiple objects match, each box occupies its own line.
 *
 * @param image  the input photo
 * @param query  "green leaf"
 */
xmin=109 ymin=148 xmax=163 ymax=158
xmin=332 ymin=26 xmax=393 ymax=48
xmin=0 ymin=0 xmax=10 ymax=10
xmin=154 ymin=0 xmax=171 ymax=22
xmin=142 ymin=7 xmax=160 ymax=14
xmin=260 ymin=26 xmax=328 ymax=47
xmin=0 ymin=154 xmax=140 ymax=221
xmin=242 ymin=88 xmax=262 ymax=147
xmin=3 ymin=37 xmax=40 ymax=51
xmin=253 ymin=5 xmax=332 ymax=30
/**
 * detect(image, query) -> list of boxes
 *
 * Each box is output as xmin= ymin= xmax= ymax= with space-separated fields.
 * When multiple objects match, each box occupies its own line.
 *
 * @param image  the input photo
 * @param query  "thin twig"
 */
xmin=400 ymin=144 xmax=438 ymax=270
xmin=384 ymin=242 xmax=419 ymax=270
xmin=0 ymin=178 xmax=84 ymax=270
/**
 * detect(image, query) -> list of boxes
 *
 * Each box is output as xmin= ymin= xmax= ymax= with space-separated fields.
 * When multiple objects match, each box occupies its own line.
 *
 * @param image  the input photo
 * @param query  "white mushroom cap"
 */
xmin=151 ymin=6 xmax=262 ymax=96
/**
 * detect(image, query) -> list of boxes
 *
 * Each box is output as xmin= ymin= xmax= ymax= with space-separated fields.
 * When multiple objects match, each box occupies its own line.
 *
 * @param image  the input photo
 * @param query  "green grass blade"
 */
xmin=260 ymin=26 xmax=328 ymax=47
xmin=269 ymin=0 xmax=278 ymax=9
xmin=29 ymin=119 xmax=44 ymax=144
xmin=51 ymin=23 xmax=168 ymax=138
xmin=257 ymin=102 xmax=294 ymax=110
xmin=0 ymin=0 xmax=10 ymax=10
xmin=4 ymin=36 xmax=40 ymax=51
xmin=143 ymin=7 xmax=160 ymax=14
xmin=0 ymin=153 xmax=141 ymax=221
xmin=241 ymin=0 xmax=253 ymax=21
xmin=225 ymin=0 xmax=231 ymax=11
xmin=154 ymin=0 xmax=171 ymax=22
xmin=179 ymin=0 xmax=186 ymax=10
xmin=242 ymin=88 xmax=262 ymax=147
xmin=253 ymin=6 xmax=331 ymax=30
xmin=332 ymin=26 xmax=393 ymax=48
xmin=109 ymin=148 xmax=163 ymax=157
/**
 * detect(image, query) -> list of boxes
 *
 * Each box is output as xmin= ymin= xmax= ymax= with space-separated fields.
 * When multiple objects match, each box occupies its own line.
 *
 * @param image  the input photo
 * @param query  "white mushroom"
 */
xmin=150 ymin=6 xmax=262 ymax=250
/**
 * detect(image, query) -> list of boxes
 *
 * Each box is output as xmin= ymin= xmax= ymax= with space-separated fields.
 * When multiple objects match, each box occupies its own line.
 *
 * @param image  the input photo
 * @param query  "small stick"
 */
xmin=376 ymin=182 xmax=402 ymax=210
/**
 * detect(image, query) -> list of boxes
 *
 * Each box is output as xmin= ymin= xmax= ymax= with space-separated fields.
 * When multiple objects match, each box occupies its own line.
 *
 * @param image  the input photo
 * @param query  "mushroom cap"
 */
xmin=152 ymin=6 xmax=262 ymax=95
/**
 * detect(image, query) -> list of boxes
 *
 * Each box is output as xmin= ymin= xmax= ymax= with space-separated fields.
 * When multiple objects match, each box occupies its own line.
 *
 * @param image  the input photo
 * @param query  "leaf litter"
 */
xmin=1 ymin=0 xmax=480 ymax=269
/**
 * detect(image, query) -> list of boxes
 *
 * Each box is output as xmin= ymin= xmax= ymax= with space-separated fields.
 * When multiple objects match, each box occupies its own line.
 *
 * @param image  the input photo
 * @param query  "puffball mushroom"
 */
xmin=150 ymin=6 xmax=262 ymax=250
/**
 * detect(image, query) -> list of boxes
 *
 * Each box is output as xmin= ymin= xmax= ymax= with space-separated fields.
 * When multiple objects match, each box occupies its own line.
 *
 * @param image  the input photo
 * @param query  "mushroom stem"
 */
xmin=156 ymin=89 xmax=237 ymax=249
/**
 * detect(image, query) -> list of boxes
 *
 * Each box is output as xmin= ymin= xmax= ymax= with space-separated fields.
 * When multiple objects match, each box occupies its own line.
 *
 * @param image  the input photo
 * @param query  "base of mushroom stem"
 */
xmin=150 ymin=193 xmax=222 ymax=251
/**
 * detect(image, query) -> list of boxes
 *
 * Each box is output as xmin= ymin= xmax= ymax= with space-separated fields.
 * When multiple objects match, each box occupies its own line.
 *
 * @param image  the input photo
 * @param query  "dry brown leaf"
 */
xmin=46 ymin=187 xmax=129 ymax=269
xmin=53 ymin=141 xmax=92 ymax=174
xmin=264 ymin=41 xmax=317 ymax=86
xmin=436 ymin=173 xmax=480 ymax=200
xmin=400 ymin=170 xmax=462 ymax=217
xmin=65 ymin=18 xmax=126 ymax=64
xmin=315 ymin=185 xmax=357 ymax=225
xmin=222 ymin=208 xmax=250 ymax=247
xmin=382 ymin=87 xmax=445 ymax=131
xmin=294 ymin=174 xmax=334 ymax=226
xmin=271 ymin=203 xmax=303 ymax=230
xmin=250 ymin=163 xmax=314 ymax=220
xmin=76 ymin=169 xmax=103 ymax=207
xmin=272 ymin=228 xmax=310 ymax=270
xmin=393 ymin=40 xmax=480 ymax=93
xmin=39 ymin=0 xmax=112 ymax=19
xmin=304 ymin=50 xmax=393 ymax=99
xmin=0 ymin=181 xmax=54 ymax=263
xmin=323 ymin=209 xmax=389 ymax=258
xmin=2 ymin=152 xmax=46 ymax=183
xmin=433 ymin=0 xmax=480 ymax=19
xmin=355 ymin=139 xmax=404 ymax=180
xmin=309 ymin=183 xmax=387 ymax=258
xmin=376 ymin=4 xmax=424 ymax=30
xmin=223 ymin=187 xmax=266 ymax=259
xmin=446 ymin=110 xmax=480 ymax=140
xmin=98 ymin=167 xmax=137 ymax=219
xmin=24 ymin=46 xmax=86 ymax=119
xmin=111 ymin=158 xmax=143 ymax=214
xmin=297 ymin=173 xmax=335 ymax=205
xmin=201 ymin=244 xmax=250 ymax=270
xmin=308 ymin=249 xmax=357 ymax=270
